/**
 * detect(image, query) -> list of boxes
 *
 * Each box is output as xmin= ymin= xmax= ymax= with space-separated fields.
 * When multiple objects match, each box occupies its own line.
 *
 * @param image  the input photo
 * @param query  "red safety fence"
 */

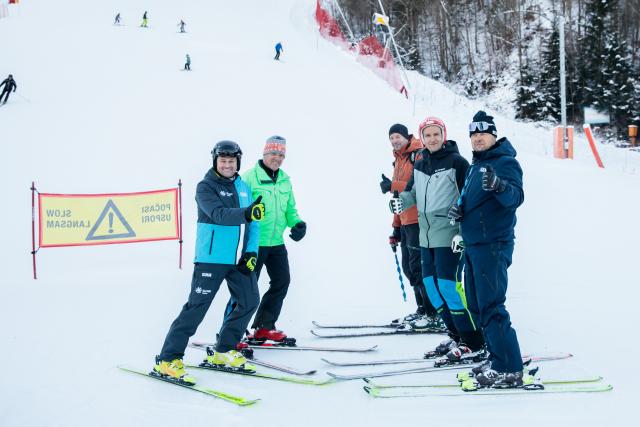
xmin=315 ymin=0 xmax=407 ymax=98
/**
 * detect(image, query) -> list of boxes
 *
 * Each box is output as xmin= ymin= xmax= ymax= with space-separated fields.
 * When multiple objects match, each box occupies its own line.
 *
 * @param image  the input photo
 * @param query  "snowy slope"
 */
xmin=1 ymin=1 xmax=637 ymax=426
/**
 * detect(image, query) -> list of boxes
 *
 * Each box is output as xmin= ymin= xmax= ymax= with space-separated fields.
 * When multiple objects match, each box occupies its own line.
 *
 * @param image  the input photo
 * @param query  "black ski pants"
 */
xmin=400 ymin=223 xmax=436 ymax=316
xmin=1 ymin=89 xmax=11 ymax=104
xmin=159 ymin=263 xmax=259 ymax=361
xmin=250 ymin=244 xmax=291 ymax=330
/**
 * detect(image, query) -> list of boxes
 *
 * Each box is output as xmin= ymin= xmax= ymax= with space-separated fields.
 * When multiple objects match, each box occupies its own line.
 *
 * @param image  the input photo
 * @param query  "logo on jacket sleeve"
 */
xmin=219 ymin=190 xmax=233 ymax=197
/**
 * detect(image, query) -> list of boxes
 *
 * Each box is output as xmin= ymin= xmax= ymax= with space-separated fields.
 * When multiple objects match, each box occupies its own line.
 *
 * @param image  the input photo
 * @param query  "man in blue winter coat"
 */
xmin=448 ymin=111 xmax=526 ymax=389
xmin=153 ymin=141 xmax=265 ymax=385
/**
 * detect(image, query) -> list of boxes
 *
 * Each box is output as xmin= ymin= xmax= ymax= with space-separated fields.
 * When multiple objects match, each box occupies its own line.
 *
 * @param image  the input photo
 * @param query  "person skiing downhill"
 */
xmin=179 ymin=20 xmax=186 ymax=33
xmin=395 ymin=117 xmax=484 ymax=362
xmin=448 ymin=111 xmax=527 ymax=389
xmin=114 ymin=13 xmax=121 ymax=25
xmin=380 ymin=123 xmax=438 ymax=326
xmin=153 ymin=141 xmax=265 ymax=385
xmin=141 ymin=11 xmax=148 ymax=27
xmin=184 ymin=54 xmax=191 ymax=71
xmin=229 ymin=136 xmax=306 ymax=344
xmin=274 ymin=42 xmax=283 ymax=60
xmin=0 ymin=74 xmax=17 ymax=105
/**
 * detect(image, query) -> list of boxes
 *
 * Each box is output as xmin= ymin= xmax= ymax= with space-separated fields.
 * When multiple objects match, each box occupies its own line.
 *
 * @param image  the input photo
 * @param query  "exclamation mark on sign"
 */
xmin=108 ymin=212 xmax=114 ymax=233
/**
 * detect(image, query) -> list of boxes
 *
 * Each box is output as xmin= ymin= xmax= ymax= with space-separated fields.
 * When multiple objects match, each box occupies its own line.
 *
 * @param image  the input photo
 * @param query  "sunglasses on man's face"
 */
xmin=468 ymin=122 xmax=492 ymax=132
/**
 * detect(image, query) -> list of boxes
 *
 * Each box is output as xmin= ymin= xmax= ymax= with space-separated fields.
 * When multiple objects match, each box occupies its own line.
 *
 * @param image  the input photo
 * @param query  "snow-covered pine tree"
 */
xmin=577 ymin=0 xmax=613 ymax=113
xmin=515 ymin=62 xmax=546 ymax=121
xmin=539 ymin=27 xmax=561 ymax=122
xmin=600 ymin=32 xmax=636 ymax=132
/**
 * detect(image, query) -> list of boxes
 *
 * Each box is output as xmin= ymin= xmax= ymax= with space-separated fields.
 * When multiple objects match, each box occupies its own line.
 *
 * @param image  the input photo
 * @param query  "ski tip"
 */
xmin=320 ymin=358 xmax=332 ymax=365
xmin=363 ymin=386 xmax=372 ymax=394
xmin=363 ymin=377 xmax=372 ymax=384
xmin=368 ymin=345 xmax=379 ymax=351
xmin=311 ymin=321 xmax=320 ymax=327
xmin=326 ymin=372 xmax=343 ymax=380
xmin=238 ymin=399 xmax=261 ymax=406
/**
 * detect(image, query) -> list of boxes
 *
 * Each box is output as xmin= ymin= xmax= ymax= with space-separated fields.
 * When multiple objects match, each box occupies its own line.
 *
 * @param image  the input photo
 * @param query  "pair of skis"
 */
xmin=325 ymin=353 xmax=574 ymax=381
xmin=119 ymin=338 xmax=377 ymax=405
xmin=310 ymin=321 xmax=446 ymax=338
xmin=118 ymin=365 xmax=260 ymax=406
xmin=189 ymin=340 xmax=377 ymax=376
xmin=363 ymin=376 xmax=613 ymax=397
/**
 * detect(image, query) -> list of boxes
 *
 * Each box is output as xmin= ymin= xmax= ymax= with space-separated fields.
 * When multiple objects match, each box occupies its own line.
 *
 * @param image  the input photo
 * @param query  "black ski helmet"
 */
xmin=211 ymin=140 xmax=242 ymax=170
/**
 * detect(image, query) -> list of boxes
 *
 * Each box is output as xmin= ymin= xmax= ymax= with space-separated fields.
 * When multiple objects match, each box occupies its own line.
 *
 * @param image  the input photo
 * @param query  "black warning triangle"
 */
xmin=85 ymin=199 xmax=136 ymax=241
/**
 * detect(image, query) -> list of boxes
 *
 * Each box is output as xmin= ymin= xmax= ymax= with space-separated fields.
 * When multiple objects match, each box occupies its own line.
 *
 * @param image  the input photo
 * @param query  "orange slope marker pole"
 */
xmin=583 ymin=124 xmax=605 ymax=168
xmin=553 ymin=126 xmax=565 ymax=159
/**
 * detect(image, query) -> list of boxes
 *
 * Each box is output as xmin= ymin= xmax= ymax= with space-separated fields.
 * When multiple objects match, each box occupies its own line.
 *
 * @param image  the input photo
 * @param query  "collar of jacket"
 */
xmin=253 ymin=161 xmax=290 ymax=184
xmin=472 ymin=137 xmax=517 ymax=162
xmin=258 ymin=159 xmax=279 ymax=182
xmin=204 ymin=168 xmax=238 ymax=186
xmin=422 ymin=139 xmax=460 ymax=160
xmin=393 ymin=135 xmax=423 ymax=158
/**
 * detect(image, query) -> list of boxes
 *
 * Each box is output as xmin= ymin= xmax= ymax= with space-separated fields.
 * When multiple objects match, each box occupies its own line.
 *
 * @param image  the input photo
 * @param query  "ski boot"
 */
xmin=152 ymin=356 xmax=196 ymax=385
xmin=235 ymin=342 xmax=254 ymax=359
xmin=424 ymin=338 xmax=457 ymax=359
xmin=202 ymin=347 xmax=256 ymax=373
xmin=390 ymin=308 xmax=425 ymax=326
xmin=474 ymin=369 xmax=541 ymax=390
xmin=248 ymin=328 xmax=297 ymax=346
xmin=409 ymin=315 xmax=446 ymax=332
xmin=434 ymin=345 xmax=487 ymax=368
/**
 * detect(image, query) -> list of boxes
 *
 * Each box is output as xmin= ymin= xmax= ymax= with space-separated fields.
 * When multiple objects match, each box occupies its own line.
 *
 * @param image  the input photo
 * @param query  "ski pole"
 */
xmin=16 ymin=93 xmax=31 ymax=103
xmin=391 ymin=245 xmax=407 ymax=302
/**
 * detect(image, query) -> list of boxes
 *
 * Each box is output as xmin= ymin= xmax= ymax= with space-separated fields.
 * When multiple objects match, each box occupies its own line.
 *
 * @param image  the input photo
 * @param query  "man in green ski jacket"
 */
xmin=229 ymin=135 xmax=306 ymax=344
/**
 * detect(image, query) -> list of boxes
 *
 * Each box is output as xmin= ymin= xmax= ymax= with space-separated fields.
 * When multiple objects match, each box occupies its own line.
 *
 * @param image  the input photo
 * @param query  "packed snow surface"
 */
xmin=2 ymin=1 xmax=637 ymax=425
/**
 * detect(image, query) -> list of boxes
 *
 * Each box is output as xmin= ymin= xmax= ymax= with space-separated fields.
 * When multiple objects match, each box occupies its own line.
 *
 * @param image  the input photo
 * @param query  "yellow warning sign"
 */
xmin=39 ymin=189 xmax=179 ymax=247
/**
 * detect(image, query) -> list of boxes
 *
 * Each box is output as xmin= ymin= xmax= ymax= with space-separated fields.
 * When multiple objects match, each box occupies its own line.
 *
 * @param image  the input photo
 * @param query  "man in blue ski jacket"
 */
xmin=153 ymin=141 xmax=265 ymax=385
xmin=448 ymin=111 xmax=526 ymax=389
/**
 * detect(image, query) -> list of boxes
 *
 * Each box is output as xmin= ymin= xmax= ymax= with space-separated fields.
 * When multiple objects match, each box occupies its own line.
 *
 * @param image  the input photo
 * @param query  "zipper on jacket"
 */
xmin=208 ymin=229 xmax=215 ymax=254
xmin=270 ymin=184 xmax=279 ymax=243
xmin=423 ymin=174 xmax=433 ymax=247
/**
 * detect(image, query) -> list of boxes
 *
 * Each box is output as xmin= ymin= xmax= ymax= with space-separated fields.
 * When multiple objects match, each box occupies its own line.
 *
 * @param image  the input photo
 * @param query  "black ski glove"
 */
xmin=482 ymin=165 xmax=506 ymax=193
xmin=289 ymin=221 xmax=307 ymax=242
xmin=237 ymin=252 xmax=257 ymax=275
xmin=379 ymin=174 xmax=392 ymax=194
xmin=244 ymin=196 xmax=265 ymax=222
xmin=447 ymin=203 xmax=463 ymax=222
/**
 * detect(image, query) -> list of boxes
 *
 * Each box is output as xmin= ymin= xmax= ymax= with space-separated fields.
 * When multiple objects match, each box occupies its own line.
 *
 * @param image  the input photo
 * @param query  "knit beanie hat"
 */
xmin=264 ymin=135 xmax=286 ymax=155
xmin=388 ymin=123 xmax=410 ymax=140
xmin=469 ymin=110 xmax=498 ymax=137
xmin=418 ymin=116 xmax=447 ymax=144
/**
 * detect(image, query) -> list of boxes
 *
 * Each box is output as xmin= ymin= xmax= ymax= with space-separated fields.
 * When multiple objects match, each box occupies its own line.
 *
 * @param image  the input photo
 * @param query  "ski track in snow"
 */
xmin=1 ymin=0 xmax=636 ymax=426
